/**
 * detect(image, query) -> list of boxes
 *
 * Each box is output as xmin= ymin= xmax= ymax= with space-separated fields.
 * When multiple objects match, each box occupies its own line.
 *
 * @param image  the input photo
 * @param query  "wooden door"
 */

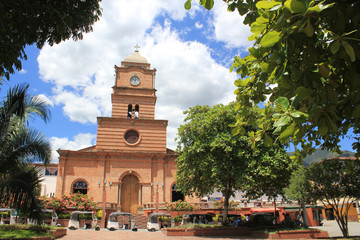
xmin=121 ymin=175 xmax=139 ymax=213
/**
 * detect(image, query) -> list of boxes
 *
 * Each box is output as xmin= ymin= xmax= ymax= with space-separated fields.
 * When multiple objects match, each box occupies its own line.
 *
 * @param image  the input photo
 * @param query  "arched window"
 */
xmin=128 ymin=104 xmax=133 ymax=118
xmin=45 ymin=169 xmax=50 ymax=175
xmin=171 ymin=183 xmax=184 ymax=202
xmin=73 ymin=180 xmax=88 ymax=194
xmin=135 ymin=105 xmax=139 ymax=119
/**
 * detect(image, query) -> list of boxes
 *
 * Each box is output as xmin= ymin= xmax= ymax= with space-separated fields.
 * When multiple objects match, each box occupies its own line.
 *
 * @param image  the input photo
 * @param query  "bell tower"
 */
xmin=112 ymin=45 xmax=157 ymax=120
xmin=95 ymin=46 xmax=168 ymax=153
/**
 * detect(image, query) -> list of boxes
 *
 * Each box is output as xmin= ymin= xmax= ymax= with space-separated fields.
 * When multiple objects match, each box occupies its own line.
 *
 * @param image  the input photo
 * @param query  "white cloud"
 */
xmin=37 ymin=94 xmax=54 ymax=107
xmin=195 ymin=22 xmax=203 ymax=29
xmin=49 ymin=133 xmax=96 ymax=162
xmin=212 ymin=1 xmax=252 ymax=49
xmin=38 ymin=0 xmax=246 ymax=151
xmin=19 ymin=69 xmax=27 ymax=74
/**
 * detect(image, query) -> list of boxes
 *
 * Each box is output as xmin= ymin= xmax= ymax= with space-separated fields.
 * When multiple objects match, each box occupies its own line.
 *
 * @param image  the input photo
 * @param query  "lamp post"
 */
xmin=155 ymin=182 xmax=159 ymax=213
xmin=101 ymin=180 xmax=110 ymax=228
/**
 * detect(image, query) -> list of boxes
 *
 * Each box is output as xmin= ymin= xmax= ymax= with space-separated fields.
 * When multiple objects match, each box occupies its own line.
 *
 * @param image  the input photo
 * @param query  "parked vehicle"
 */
xmin=107 ymin=212 xmax=136 ymax=231
xmin=28 ymin=209 xmax=58 ymax=226
xmin=0 ymin=208 xmax=16 ymax=225
xmin=248 ymin=212 xmax=276 ymax=226
xmin=68 ymin=211 xmax=98 ymax=230
xmin=182 ymin=213 xmax=213 ymax=225
xmin=218 ymin=214 xmax=243 ymax=226
xmin=147 ymin=212 xmax=172 ymax=231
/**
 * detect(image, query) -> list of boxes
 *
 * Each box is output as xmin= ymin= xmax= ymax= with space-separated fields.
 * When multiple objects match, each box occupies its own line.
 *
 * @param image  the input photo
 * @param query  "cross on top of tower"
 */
xmin=134 ymin=44 xmax=140 ymax=52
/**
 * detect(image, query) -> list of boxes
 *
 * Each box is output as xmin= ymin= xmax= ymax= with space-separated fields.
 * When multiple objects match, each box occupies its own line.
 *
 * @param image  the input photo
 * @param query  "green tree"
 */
xmin=0 ymin=83 xmax=51 ymax=223
xmin=284 ymin=167 xmax=311 ymax=227
xmin=175 ymin=103 xmax=292 ymax=225
xmin=0 ymin=0 xmax=102 ymax=79
xmin=243 ymin=147 xmax=297 ymax=200
xmin=186 ymin=0 xmax=360 ymax=159
xmin=285 ymin=167 xmax=311 ymax=205
xmin=286 ymin=158 xmax=360 ymax=237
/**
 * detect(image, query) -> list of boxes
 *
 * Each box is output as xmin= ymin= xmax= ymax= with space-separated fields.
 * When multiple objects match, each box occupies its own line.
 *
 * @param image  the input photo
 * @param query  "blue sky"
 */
xmin=4 ymin=0 xmax=355 ymax=162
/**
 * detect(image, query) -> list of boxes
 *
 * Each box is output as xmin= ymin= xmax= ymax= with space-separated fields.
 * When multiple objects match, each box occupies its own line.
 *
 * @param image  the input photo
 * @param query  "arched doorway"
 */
xmin=121 ymin=175 xmax=139 ymax=213
xmin=171 ymin=183 xmax=184 ymax=202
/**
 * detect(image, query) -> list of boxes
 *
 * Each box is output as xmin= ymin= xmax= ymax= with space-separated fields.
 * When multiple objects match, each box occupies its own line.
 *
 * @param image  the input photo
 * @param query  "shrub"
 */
xmin=96 ymin=210 xmax=102 ymax=220
xmin=40 ymin=193 xmax=96 ymax=213
xmin=58 ymin=213 xmax=71 ymax=219
xmin=79 ymin=214 xmax=93 ymax=220
xmin=173 ymin=215 xmax=182 ymax=223
xmin=165 ymin=200 xmax=199 ymax=213
xmin=213 ymin=199 xmax=239 ymax=211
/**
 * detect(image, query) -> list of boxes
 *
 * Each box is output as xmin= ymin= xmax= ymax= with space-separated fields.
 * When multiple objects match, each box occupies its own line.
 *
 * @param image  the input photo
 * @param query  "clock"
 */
xmin=130 ymin=76 xmax=140 ymax=86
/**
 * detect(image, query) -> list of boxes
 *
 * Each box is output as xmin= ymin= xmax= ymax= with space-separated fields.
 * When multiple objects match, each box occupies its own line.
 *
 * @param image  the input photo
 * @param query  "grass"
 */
xmin=0 ymin=225 xmax=53 ymax=239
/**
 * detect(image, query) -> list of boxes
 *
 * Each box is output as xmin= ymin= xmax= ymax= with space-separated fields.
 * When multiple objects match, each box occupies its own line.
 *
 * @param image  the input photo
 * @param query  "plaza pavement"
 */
xmin=310 ymin=220 xmax=360 ymax=238
xmin=59 ymin=220 xmax=360 ymax=240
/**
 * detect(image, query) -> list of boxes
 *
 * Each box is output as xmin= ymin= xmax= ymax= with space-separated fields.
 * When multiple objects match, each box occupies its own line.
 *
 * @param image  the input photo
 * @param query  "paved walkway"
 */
xmin=310 ymin=220 xmax=360 ymax=238
xmin=59 ymin=221 xmax=360 ymax=240
xmin=59 ymin=229 xmax=251 ymax=240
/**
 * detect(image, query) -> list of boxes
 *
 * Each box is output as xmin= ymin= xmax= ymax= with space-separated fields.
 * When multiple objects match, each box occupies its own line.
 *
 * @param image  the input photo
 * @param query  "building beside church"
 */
xmin=55 ymin=48 xmax=185 ymax=217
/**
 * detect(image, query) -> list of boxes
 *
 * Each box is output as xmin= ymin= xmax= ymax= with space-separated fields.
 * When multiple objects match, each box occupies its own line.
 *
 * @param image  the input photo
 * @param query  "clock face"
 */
xmin=130 ymin=76 xmax=140 ymax=86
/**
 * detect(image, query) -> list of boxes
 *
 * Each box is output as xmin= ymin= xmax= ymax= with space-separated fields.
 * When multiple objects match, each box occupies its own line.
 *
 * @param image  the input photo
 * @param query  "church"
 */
xmin=55 ymin=47 xmax=186 ymax=219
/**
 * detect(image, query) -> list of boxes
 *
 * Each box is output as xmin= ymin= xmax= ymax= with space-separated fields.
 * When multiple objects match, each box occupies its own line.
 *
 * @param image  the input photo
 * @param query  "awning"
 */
xmin=250 ymin=208 xmax=279 ymax=213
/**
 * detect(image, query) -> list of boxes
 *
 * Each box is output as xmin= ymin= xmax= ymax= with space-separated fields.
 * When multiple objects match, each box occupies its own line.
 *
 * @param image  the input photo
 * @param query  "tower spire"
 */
xmin=134 ymin=44 xmax=140 ymax=52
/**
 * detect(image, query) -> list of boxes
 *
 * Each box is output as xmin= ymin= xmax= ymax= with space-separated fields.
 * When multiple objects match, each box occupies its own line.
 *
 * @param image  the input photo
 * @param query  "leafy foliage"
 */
xmin=243 ymin=147 xmax=298 ymax=200
xmin=286 ymin=158 xmax=360 ymax=237
xmin=40 ymin=193 xmax=97 ymax=213
xmin=165 ymin=200 xmax=199 ymax=213
xmin=213 ymin=199 xmax=239 ymax=211
xmin=0 ymin=83 xmax=51 ymax=223
xmin=176 ymin=103 xmax=294 ymax=224
xmin=188 ymin=0 xmax=360 ymax=160
xmin=284 ymin=167 xmax=310 ymax=203
xmin=0 ymin=0 xmax=102 ymax=79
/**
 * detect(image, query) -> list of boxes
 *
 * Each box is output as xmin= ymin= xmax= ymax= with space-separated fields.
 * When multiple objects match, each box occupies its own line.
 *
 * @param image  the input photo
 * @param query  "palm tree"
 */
xmin=0 ymin=83 xmax=51 ymax=223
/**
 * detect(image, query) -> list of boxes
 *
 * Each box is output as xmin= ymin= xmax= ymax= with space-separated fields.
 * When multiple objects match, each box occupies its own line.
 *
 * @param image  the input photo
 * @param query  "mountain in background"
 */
xmin=288 ymin=149 xmax=356 ymax=166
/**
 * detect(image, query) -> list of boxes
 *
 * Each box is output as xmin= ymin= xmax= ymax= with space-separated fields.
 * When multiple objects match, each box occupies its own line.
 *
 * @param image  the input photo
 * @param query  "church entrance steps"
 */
xmin=133 ymin=213 xmax=148 ymax=229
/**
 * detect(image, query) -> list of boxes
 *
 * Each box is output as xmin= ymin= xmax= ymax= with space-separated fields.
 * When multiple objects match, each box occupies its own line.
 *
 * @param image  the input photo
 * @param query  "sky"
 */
xmin=4 ymin=0 xmax=356 ymax=163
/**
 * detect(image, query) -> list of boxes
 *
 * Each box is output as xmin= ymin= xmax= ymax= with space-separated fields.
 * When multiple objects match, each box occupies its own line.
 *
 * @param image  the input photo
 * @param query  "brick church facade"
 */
xmin=55 ymin=48 xmax=184 ymax=217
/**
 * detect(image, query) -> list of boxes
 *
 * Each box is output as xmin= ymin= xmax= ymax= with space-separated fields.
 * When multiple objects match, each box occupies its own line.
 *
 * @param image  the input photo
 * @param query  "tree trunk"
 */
xmin=274 ymin=198 xmax=277 ymax=225
xmin=301 ymin=201 xmax=309 ymax=228
xmin=334 ymin=211 xmax=349 ymax=237
xmin=222 ymin=179 xmax=231 ymax=226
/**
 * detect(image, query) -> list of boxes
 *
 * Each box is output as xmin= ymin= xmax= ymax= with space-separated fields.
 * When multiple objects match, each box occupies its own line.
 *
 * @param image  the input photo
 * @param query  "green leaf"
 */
xmin=302 ymin=19 xmax=314 ymax=37
xmin=306 ymin=2 xmax=335 ymax=13
xmin=234 ymin=78 xmax=250 ymax=87
xmin=256 ymin=1 xmax=281 ymax=10
xmin=279 ymin=122 xmax=297 ymax=141
xmin=341 ymin=41 xmax=356 ymax=62
xmin=201 ymin=0 xmax=214 ymax=10
xmin=275 ymin=97 xmax=290 ymax=112
xmin=284 ymin=0 xmax=307 ymax=13
xmin=318 ymin=124 xmax=328 ymax=136
xmin=251 ymin=21 xmax=266 ymax=34
xmin=290 ymin=111 xmax=303 ymax=118
xmin=260 ymin=31 xmax=281 ymax=48
xmin=274 ymin=115 xmax=291 ymax=127
xmin=295 ymin=87 xmax=312 ymax=100
xmin=264 ymin=133 xmax=273 ymax=147
xmin=184 ymin=0 xmax=192 ymax=10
